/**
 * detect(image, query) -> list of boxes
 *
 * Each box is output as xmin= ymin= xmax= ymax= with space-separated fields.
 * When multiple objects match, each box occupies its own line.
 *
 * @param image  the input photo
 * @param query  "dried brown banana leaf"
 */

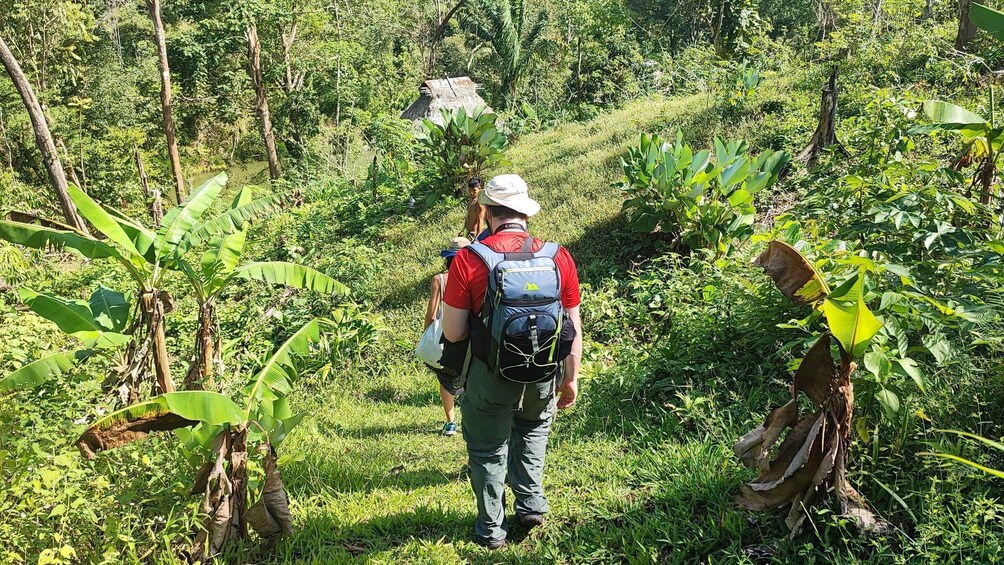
xmin=753 ymin=241 xmax=829 ymax=305
xmin=247 ymin=449 xmax=294 ymax=544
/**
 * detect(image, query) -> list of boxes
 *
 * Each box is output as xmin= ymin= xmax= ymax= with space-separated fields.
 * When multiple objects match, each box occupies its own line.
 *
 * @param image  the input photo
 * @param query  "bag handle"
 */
xmin=435 ymin=274 xmax=446 ymax=319
xmin=503 ymin=235 xmax=535 ymax=261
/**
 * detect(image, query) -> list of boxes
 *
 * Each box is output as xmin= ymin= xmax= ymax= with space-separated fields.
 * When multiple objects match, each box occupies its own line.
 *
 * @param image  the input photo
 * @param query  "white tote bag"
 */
xmin=416 ymin=274 xmax=446 ymax=368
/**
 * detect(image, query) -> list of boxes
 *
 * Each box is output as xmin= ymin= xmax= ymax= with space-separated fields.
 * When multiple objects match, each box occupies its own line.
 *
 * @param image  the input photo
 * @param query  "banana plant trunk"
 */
xmin=142 ymin=290 xmax=175 ymax=394
xmin=185 ymin=299 xmax=220 ymax=390
xmin=191 ymin=427 xmax=249 ymax=560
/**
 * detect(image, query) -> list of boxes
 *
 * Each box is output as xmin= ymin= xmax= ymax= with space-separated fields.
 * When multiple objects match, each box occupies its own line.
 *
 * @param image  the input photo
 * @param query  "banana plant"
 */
xmin=0 ymin=285 xmax=130 ymax=392
xmin=910 ymin=98 xmax=1002 ymax=206
xmin=77 ymin=318 xmax=329 ymax=559
xmin=179 ymin=188 xmax=348 ymax=390
xmin=972 ymin=3 xmax=1004 ymax=41
xmin=0 ymin=174 xmax=284 ymax=400
xmin=734 ymin=241 xmax=887 ymax=536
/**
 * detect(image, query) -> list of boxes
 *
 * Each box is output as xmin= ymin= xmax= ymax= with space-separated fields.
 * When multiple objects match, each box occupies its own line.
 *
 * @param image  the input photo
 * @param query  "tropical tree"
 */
xmin=145 ymin=0 xmax=187 ymax=203
xmin=180 ymin=187 xmax=347 ymax=389
xmin=0 ymin=32 xmax=87 ymax=232
xmin=0 ymin=174 xmax=284 ymax=400
xmin=462 ymin=0 xmax=549 ymax=109
xmin=77 ymin=319 xmax=330 ymax=559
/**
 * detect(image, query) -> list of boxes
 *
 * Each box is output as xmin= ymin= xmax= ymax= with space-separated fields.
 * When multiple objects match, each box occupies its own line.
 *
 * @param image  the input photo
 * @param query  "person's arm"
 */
xmin=476 ymin=203 xmax=486 ymax=235
xmin=423 ymin=276 xmax=442 ymax=329
xmin=557 ymin=306 xmax=582 ymax=409
xmin=442 ymin=303 xmax=470 ymax=343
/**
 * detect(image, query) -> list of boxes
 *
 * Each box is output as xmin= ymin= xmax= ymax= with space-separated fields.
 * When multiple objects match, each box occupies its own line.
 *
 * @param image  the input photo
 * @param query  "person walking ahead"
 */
xmin=441 ymin=174 xmax=582 ymax=549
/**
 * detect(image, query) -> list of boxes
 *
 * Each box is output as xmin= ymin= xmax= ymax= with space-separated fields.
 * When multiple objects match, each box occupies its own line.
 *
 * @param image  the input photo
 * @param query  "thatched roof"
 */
xmin=400 ymin=77 xmax=491 ymax=126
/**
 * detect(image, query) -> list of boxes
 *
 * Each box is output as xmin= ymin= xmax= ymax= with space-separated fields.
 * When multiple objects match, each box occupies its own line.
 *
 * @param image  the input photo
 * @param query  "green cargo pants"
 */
xmin=459 ymin=357 xmax=557 ymax=543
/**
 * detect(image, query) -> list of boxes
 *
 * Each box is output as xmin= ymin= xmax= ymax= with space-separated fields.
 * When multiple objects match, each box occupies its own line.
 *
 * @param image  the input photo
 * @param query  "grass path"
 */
xmin=268 ymin=94 xmax=764 ymax=563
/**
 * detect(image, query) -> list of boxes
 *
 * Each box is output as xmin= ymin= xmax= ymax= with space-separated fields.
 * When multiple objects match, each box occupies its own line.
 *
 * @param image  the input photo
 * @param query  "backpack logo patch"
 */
xmin=524 ymin=282 xmax=540 ymax=292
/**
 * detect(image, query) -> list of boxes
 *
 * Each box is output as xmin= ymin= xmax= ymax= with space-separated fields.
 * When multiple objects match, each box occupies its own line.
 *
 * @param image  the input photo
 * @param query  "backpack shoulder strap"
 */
xmin=467 ymin=242 xmax=505 ymax=271
xmin=534 ymin=242 xmax=560 ymax=259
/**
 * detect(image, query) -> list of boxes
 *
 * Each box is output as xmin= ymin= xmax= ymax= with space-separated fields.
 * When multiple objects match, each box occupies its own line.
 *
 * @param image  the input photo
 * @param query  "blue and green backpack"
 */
xmin=468 ymin=236 xmax=575 ymax=384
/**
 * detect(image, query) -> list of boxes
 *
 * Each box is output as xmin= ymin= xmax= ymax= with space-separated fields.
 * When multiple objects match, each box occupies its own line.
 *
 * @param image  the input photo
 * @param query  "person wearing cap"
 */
xmin=441 ymin=174 xmax=583 ymax=549
xmin=460 ymin=177 xmax=487 ymax=240
xmin=424 ymin=236 xmax=471 ymax=436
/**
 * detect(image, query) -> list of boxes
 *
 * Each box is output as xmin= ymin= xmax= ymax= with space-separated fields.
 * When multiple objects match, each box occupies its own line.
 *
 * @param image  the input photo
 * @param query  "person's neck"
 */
xmin=493 ymin=220 xmax=527 ymax=234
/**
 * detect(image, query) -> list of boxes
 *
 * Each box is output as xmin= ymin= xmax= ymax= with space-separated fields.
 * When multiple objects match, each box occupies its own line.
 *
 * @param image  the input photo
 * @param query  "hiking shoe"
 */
xmin=476 ymin=537 xmax=507 ymax=550
xmin=518 ymin=513 xmax=545 ymax=528
xmin=442 ymin=421 xmax=458 ymax=436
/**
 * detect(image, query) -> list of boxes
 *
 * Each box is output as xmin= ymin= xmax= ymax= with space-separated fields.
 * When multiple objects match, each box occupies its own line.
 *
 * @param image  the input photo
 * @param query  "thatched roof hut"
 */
xmin=400 ymin=77 xmax=491 ymax=126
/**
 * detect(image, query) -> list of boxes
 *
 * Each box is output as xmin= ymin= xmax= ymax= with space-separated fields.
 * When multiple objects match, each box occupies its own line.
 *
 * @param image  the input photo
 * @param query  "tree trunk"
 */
xmin=145 ymin=0 xmax=186 ymax=204
xmin=133 ymin=143 xmax=163 ymax=227
xmin=797 ymin=67 xmax=848 ymax=169
xmin=142 ymin=290 xmax=175 ymax=394
xmin=185 ymin=300 xmax=219 ymax=390
xmin=427 ymin=0 xmax=470 ymax=74
xmin=0 ymin=33 xmax=88 ymax=233
xmin=245 ymin=23 xmax=281 ymax=180
xmin=922 ymin=0 xmax=935 ymax=20
xmin=955 ymin=0 xmax=977 ymax=50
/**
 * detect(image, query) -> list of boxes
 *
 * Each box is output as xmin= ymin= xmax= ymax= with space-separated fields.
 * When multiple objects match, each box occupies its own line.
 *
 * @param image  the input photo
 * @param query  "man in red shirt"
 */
xmin=442 ymin=174 xmax=583 ymax=549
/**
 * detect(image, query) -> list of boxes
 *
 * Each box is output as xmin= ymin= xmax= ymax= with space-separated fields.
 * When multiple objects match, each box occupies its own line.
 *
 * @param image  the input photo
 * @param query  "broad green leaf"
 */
xmin=921 ymin=100 xmax=986 ymax=127
xmin=202 ymin=188 xmax=254 ymax=290
xmin=972 ymin=3 xmax=1004 ymax=41
xmin=0 ymin=350 xmax=93 ymax=391
xmin=88 ymin=285 xmax=131 ymax=332
xmin=895 ymin=357 xmax=928 ymax=393
xmin=245 ymin=319 xmax=324 ymax=417
xmin=0 ymin=221 xmax=118 ymax=260
xmin=155 ymin=173 xmax=227 ymax=260
xmin=876 ymin=388 xmax=900 ymax=420
xmin=101 ymin=205 xmax=156 ymax=259
xmin=822 ymin=273 xmax=883 ymax=357
xmin=233 ymin=262 xmax=349 ymax=296
xmin=864 ymin=350 xmax=891 ymax=379
xmin=67 ymin=185 xmax=142 ymax=257
xmin=163 ymin=391 xmax=244 ymax=426
xmin=19 ymin=288 xmax=100 ymax=334
xmin=923 ymin=333 xmax=953 ymax=364
xmin=181 ymin=193 xmax=284 ymax=252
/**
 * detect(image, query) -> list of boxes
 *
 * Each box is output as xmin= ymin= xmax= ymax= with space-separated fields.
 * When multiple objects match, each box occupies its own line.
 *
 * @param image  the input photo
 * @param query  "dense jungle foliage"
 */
xmin=2 ymin=0 xmax=1004 ymax=562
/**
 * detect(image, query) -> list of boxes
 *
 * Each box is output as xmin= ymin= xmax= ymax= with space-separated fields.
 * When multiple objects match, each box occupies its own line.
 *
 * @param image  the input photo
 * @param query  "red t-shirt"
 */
xmin=444 ymin=232 xmax=581 ymax=314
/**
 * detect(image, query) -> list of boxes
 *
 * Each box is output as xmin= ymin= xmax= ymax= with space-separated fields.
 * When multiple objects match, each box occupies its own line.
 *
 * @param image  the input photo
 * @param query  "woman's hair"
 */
xmin=444 ymin=256 xmax=454 ymax=270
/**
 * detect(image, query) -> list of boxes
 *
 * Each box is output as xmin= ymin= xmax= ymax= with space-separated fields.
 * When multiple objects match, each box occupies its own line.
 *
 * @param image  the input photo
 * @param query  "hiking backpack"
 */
xmin=468 ymin=236 xmax=575 ymax=384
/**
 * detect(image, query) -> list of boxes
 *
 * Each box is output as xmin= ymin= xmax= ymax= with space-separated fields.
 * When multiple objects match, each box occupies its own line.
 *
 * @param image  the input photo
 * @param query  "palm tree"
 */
xmin=464 ymin=0 xmax=548 ymax=109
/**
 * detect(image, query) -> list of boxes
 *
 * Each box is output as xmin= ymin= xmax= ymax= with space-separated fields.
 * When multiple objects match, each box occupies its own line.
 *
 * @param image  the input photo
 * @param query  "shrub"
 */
xmin=416 ymin=106 xmax=511 ymax=194
xmin=618 ymin=131 xmax=790 ymax=258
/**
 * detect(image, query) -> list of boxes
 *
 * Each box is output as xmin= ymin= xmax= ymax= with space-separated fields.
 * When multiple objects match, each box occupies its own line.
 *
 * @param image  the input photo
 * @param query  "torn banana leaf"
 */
xmin=753 ymin=241 xmax=830 ymax=305
xmin=246 ymin=449 xmax=294 ymax=545
xmin=734 ymin=332 xmax=887 ymax=536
